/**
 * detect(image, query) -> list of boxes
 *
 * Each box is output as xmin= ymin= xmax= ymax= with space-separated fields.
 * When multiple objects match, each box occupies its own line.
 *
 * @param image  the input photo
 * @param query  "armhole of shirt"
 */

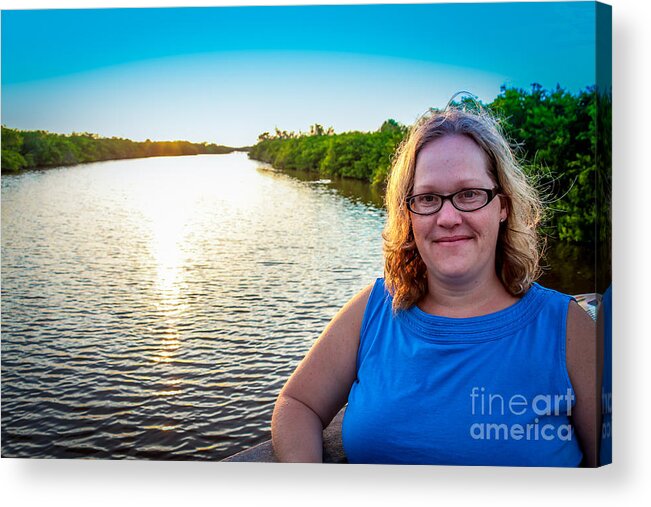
xmin=356 ymin=278 xmax=385 ymax=373
xmin=559 ymin=296 xmax=578 ymax=403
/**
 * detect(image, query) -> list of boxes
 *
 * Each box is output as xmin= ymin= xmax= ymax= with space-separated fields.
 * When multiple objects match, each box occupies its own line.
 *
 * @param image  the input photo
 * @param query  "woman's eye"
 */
xmin=459 ymin=190 xmax=481 ymax=200
xmin=417 ymin=194 xmax=439 ymax=205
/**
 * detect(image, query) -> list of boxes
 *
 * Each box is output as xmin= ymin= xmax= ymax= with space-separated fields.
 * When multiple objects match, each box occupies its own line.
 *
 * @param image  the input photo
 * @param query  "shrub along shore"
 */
xmin=1 ymin=127 xmax=246 ymax=173
xmin=249 ymin=85 xmax=611 ymax=244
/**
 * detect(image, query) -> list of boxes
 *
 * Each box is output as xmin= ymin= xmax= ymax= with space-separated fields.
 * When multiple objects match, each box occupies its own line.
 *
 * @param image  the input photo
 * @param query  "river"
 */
xmin=0 ymin=152 xmax=594 ymax=460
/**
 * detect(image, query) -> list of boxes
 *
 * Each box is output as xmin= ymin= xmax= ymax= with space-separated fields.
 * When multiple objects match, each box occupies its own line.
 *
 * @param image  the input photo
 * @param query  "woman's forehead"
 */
xmin=413 ymin=136 xmax=494 ymax=191
xmin=415 ymin=135 xmax=488 ymax=166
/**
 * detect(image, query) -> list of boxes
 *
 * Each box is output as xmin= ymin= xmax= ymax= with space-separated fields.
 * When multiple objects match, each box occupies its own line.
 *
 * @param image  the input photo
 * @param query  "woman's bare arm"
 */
xmin=271 ymin=284 xmax=372 ymax=462
xmin=566 ymin=299 xmax=602 ymax=467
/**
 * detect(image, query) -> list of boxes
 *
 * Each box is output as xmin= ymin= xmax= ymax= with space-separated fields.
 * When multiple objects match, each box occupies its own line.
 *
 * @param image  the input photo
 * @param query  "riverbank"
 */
xmin=1 ymin=126 xmax=249 ymax=174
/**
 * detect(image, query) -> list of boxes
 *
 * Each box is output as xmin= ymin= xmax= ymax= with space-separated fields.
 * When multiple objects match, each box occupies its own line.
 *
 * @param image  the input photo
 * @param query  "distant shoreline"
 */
xmin=1 ymin=126 xmax=250 ymax=174
xmin=3 ymin=151 xmax=251 ymax=174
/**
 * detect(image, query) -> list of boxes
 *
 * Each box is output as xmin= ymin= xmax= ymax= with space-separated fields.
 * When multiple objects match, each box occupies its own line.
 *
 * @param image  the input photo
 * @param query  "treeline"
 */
xmin=250 ymin=120 xmax=407 ymax=185
xmin=490 ymin=84 xmax=610 ymax=243
xmin=249 ymin=85 xmax=611 ymax=243
xmin=1 ymin=127 xmax=245 ymax=173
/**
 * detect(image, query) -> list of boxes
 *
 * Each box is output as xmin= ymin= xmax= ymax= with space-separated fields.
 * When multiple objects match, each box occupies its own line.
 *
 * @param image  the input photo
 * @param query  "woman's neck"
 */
xmin=418 ymin=274 xmax=518 ymax=318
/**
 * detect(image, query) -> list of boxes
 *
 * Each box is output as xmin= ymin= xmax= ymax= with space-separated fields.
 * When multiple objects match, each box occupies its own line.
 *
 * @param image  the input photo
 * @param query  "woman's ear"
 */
xmin=499 ymin=195 xmax=509 ymax=222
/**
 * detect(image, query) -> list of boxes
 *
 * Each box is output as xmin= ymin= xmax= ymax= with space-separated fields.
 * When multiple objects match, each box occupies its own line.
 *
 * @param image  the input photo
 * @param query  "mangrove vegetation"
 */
xmin=1 ymin=127 xmax=245 ymax=173
xmin=249 ymin=85 xmax=611 ymax=244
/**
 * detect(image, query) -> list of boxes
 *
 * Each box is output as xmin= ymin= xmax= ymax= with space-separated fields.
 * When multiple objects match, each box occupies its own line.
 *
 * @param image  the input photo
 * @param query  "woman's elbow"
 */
xmin=271 ymin=393 xmax=325 ymax=463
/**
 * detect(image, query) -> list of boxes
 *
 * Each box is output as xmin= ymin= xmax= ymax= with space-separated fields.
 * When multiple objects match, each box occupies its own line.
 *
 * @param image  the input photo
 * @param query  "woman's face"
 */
xmin=410 ymin=134 xmax=507 ymax=288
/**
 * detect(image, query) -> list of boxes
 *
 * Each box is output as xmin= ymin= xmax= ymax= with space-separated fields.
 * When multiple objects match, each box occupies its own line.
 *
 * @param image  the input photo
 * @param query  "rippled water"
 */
xmin=1 ymin=153 xmax=385 ymax=460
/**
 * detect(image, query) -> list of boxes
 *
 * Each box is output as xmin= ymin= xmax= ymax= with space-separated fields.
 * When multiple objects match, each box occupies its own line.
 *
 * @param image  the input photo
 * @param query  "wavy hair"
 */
xmin=383 ymin=105 xmax=543 ymax=311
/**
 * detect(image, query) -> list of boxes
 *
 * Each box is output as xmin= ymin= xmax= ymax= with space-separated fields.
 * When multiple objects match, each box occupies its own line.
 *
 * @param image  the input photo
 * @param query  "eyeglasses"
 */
xmin=405 ymin=187 xmax=501 ymax=215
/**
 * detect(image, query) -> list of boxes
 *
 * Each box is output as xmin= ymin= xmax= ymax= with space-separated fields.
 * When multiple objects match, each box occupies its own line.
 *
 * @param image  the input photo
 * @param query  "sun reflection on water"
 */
xmin=147 ymin=201 xmax=188 ymax=296
xmin=154 ymin=330 xmax=181 ymax=364
xmin=135 ymin=171 xmax=194 ymax=364
xmin=1 ymin=152 xmax=391 ymax=460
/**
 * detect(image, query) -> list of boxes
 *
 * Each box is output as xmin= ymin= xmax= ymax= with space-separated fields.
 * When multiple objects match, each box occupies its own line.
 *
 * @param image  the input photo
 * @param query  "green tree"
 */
xmin=249 ymin=85 xmax=609 ymax=244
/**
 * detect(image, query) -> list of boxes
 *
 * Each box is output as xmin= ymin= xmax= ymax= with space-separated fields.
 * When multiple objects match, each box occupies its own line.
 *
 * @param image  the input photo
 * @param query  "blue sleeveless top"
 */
xmin=342 ymin=278 xmax=583 ymax=467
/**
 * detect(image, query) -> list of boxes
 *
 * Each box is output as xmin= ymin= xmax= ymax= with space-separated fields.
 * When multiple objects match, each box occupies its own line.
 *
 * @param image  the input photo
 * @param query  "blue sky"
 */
xmin=1 ymin=2 xmax=597 ymax=146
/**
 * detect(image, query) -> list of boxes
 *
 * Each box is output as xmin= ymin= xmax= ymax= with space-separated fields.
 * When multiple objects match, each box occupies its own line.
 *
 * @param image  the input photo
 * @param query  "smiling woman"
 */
xmin=271 ymin=105 xmax=602 ymax=467
xmin=408 ymin=135 xmax=511 ymax=316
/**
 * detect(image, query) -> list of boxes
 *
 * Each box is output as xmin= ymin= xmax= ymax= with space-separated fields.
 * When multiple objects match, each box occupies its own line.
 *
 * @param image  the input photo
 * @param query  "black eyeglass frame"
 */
xmin=405 ymin=187 xmax=502 ymax=215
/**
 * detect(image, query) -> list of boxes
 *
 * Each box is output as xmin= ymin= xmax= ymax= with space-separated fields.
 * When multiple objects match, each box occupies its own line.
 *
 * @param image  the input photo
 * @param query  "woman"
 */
xmin=271 ymin=106 xmax=600 ymax=466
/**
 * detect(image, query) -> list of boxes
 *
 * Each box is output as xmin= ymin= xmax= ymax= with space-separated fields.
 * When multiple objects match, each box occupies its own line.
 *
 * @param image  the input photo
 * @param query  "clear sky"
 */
xmin=1 ymin=2 xmax=597 ymax=147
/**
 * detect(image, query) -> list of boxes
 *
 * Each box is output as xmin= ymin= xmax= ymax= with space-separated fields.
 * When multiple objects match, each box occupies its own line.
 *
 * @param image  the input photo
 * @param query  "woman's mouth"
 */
xmin=434 ymin=236 xmax=472 ymax=244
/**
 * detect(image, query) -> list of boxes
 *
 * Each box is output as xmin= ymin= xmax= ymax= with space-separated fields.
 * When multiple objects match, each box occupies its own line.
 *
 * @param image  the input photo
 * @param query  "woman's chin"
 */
xmin=428 ymin=265 xmax=476 ymax=283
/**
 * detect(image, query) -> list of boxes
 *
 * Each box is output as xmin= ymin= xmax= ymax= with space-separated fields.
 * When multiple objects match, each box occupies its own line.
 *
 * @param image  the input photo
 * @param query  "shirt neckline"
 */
xmin=398 ymin=282 xmax=545 ymax=343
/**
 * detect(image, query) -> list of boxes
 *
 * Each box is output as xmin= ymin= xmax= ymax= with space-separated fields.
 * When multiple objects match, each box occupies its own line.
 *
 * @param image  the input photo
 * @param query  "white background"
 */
xmin=1 ymin=0 xmax=648 ymax=505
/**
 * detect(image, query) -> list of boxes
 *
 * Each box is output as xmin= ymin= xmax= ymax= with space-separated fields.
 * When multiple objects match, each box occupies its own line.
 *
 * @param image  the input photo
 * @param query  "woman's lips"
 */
xmin=434 ymin=236 xmax=472 ymax=244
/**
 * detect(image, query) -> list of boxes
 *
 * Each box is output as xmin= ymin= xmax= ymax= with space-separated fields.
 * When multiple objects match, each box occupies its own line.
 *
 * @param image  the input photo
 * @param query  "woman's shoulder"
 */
xmin=530 ymin=282 xmax=599 ymax=322
xmin=349 ymin=282 xmax=376 ymax=310
xmin=528 ymin=282 xmax=573 ymax=301
xmin=523 ymin=282 xmax=576 ymax=318
xmin=370 ymin=276 xmax=388 ymax=292
xmin=333 ymin=281 xmax=378 ymax=326
xmin=358 ymin=277 xmax=392 ymax=307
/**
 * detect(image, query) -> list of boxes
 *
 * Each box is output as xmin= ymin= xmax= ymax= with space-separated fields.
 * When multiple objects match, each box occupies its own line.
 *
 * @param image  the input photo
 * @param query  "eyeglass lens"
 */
xmin=409 ymin=189 xmax=490 ymax=214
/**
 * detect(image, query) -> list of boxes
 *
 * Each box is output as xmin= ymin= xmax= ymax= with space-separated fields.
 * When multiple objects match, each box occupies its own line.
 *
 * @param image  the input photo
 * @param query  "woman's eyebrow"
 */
xmin=411 ymin=181 xmax=489 ymax=193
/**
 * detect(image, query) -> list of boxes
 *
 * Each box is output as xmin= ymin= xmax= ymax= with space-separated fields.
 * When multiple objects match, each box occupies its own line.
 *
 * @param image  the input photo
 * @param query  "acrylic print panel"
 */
xmin=0 ymin=1 xmax=611 ymax=467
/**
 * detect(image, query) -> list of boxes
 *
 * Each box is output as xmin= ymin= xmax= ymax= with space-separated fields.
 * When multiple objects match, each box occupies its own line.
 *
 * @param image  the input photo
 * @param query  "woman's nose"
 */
xmin=435 ymin=199 xmax=463 ymax=227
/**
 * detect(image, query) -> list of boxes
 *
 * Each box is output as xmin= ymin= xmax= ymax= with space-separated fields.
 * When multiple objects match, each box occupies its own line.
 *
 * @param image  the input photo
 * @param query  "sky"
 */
xmin=1 ymin=1 xmax=599 ymax=147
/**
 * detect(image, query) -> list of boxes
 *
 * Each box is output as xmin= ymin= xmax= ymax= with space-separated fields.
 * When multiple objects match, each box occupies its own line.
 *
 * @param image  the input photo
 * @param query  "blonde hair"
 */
xmin=383 ymin=106 xmax=543 ymax=311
